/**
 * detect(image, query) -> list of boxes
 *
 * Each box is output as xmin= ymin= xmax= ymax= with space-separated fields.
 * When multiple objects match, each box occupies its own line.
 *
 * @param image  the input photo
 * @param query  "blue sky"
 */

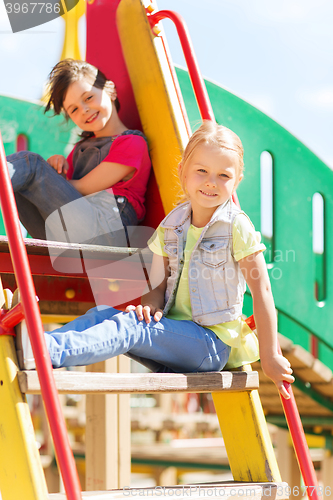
xmin=0 ymin=0 xmax=332 ymax=168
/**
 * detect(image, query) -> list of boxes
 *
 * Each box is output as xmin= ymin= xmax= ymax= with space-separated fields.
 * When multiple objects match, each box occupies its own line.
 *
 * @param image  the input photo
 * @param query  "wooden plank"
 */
xmin=293 ymin=359 xmax=332 ymax=384
xmin=275 ymin=428 xmax=301 ymax=498
xmin=278 ymin=333 xmax=294 ymax=353
xmin=85 ymin=356 xmax=131 ymax=490
xmin=117 ymin=355 xmax=131 ymax=488
xmin=48 ymin=482 xmax=289 ymax=499
xmin=285 ymin=345 xmax=314 ymax=369
xmin=0 ymin=235 xmax=145 ymax=259
xmin=131 ymin=442 xmax=229 ymax=466
xmin=18 ymin=370 xmax=259 ymax=395
xmin=312 ymin=381 xmax=333 ymax=398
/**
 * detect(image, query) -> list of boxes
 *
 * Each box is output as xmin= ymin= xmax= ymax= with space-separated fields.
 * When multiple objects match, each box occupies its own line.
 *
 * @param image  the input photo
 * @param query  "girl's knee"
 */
xmin=7 ymin=151 xmax=44 ymax=164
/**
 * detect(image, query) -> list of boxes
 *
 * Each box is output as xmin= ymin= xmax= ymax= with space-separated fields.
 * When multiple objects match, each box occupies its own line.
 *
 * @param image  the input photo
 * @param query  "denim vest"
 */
xmin=161 ymin=198 xmax=247 ymax=326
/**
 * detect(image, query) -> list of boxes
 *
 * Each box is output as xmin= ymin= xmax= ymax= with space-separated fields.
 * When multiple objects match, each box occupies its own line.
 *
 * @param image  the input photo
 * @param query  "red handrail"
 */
xmin=0 ymin=134 xmax=82 ymax=500
xmin=245 ymin=316 xmax=320 ymax=498
xmin=148 ymin=10 xmax=215 ymax=122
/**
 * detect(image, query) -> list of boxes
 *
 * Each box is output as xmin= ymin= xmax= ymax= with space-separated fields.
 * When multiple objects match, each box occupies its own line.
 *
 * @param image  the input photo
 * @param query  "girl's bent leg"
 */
xmin=7 ymin=151 xmax=83 ymax=219
xmin=45 ymin=309 xmax=230 ymax=372
xmin=15 ymin=193 xmax=47 ymax=239
xmin=7 ymin=152 xmax=127 ymax=243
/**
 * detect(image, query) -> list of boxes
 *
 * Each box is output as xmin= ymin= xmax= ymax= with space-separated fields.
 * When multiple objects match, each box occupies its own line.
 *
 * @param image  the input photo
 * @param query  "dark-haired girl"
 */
xmin=6 ymin=59 xmax=151 ymax=244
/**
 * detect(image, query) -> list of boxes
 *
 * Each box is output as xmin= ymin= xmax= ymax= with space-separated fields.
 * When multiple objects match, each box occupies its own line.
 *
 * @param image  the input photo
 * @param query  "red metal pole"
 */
xmin=280 ymin=381 xmax=321 ymax=499
xmin=245 ymin=315 xmax=321 ymax=499
xmin=148 ymin=10 xmax=215 ymax=122
xmin=0 ymin=134 xmax=82 ymax=500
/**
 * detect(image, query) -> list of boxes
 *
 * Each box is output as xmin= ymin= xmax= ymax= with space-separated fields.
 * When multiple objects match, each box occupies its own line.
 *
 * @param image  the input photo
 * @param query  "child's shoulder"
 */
xmin=116 ymin=130 xmax=149 ymax=147
xmin=233 ymin=211 xmax=256 ymax=232
xmin=160 ymin=201 xmax=191 ymax=229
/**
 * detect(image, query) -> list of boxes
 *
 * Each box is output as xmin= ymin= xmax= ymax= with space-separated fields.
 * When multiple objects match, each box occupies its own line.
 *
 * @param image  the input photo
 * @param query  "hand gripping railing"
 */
xmin=0 ymin=134 xmax=82 ymax=500
xmin=147 ymin=10 xmax=321 ymax=498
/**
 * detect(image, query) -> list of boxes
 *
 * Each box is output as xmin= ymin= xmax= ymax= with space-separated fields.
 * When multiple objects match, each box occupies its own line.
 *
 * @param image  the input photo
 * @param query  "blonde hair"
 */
xmin=178 ymin=121 xmax=244 ymax=201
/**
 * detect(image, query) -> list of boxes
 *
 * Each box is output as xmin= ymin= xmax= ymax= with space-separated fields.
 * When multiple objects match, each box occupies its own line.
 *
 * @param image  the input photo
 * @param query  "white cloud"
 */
xmin=249 ymin=0 xmax=331 ymax=24
xmin=297 ymin=87 xmax=333 ymax=111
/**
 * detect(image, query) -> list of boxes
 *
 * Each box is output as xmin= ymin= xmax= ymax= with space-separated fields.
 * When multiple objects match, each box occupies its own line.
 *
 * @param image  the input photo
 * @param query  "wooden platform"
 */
xmin=48 ymin=482 xmax=289 ymax=499
xmin=18 ymin=370 xmax=259 ymax=395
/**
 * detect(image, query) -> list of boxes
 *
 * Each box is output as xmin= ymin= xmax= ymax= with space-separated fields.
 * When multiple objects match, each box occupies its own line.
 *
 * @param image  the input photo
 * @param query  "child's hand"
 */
xmin=260 ymin=354 xmax=295 ymax=400
xmin=47 ymin=155 xmax=69 ymax=176
xmin=125 ymin=304 xmax=163 ymax=324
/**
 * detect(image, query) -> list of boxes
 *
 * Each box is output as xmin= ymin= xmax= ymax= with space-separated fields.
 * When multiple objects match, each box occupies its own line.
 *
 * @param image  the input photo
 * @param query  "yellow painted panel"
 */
xmin=60 ymin=0 xmax=85 ymax=61
xmin=0 ymin=335 xmax=48 ymax=500
xmin=116 ymin=0 xmax=190 ymax=214
xmin=41 ymin=314 xmax=78 ymax=324
xmin=212 ymin=390 xmax=281 ymax=482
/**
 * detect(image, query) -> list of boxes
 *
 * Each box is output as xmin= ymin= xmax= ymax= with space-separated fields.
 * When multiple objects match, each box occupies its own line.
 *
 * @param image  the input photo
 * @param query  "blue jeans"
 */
xmin=45 ymin=307 xmax=231 ymax=373
xmin=6 ymin=151 xmax=138 ymax=244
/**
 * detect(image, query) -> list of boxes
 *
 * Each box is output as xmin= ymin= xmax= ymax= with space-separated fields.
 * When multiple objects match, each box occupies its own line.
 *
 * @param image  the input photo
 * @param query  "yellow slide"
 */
xmin=116 ymin=0 xmax=190 ymax=215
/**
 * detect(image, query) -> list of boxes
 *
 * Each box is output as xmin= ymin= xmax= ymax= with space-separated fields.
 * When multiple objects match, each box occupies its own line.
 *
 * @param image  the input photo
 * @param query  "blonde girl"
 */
xmin=16 ymin=121 xmax=294 ymax=398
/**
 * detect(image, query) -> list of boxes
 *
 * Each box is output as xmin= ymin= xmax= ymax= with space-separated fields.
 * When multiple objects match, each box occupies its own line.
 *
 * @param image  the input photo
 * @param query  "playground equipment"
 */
xmin=1 ymin=0 xmax=333 ymax=498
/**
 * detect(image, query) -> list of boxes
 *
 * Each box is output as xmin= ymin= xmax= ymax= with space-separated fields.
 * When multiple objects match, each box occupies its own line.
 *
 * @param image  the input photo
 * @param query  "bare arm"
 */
xmin=126 ymin=253 xmax=169 ymax=323
xmin=68 ymin=161 xmax=135 ymax=195
xmin=238 ymin=251 xmax=294 ymax=399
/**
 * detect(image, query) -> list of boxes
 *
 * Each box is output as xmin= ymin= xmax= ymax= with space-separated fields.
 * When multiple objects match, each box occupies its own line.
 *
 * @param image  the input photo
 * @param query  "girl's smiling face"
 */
xmin=63 ymin=78 xmax=114 ymax=137
xmin=184 ymin=142 xmax=243 ymax=226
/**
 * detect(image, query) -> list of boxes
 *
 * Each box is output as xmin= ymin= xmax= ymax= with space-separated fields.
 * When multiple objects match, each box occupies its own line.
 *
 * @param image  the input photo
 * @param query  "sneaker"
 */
xmin=12 ymin=289 xmax=36 ymax=370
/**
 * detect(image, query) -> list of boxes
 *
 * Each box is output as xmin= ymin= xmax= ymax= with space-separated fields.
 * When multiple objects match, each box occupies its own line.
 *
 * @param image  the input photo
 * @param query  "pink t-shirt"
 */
xmin=66 ymin=134 xmax=151 ymax=221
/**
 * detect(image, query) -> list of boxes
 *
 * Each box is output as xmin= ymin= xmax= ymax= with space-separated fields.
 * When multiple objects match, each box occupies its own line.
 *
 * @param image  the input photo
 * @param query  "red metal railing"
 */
xmin=0 ymin=134 xmax=82 ymax=500
xmin=147 ymin=10 xmax=321 ymax=498
xmin=245 ymin=319 xmax=320 ymax=497
xmin=148 ymin=10 xmax=215 ymax=122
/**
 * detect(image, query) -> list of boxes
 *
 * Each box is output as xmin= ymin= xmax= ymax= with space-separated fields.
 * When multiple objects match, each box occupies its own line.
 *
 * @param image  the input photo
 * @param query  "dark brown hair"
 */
xmin=44 ymin=59 xmax=120 ymax=116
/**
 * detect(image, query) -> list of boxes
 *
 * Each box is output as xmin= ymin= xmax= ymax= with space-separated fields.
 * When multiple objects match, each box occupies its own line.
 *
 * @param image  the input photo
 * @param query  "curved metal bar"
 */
xmin=148 ymin=10 xmax=215 ymax=122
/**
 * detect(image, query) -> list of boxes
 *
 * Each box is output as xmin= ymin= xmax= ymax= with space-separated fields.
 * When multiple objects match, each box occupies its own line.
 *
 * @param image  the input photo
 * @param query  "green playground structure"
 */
xmin=1 ymin=67 xmax=332 ymax=367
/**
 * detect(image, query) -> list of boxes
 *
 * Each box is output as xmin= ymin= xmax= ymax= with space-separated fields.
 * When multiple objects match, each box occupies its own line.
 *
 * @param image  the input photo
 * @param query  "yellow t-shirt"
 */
xmin=148 ymin=213 xmax=265 ymax=368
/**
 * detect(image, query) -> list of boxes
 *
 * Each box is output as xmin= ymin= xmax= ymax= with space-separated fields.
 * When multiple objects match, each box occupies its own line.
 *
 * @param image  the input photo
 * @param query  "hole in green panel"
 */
xmin=312 ymin=192 xmax=326 ymax=303
xmin=16 ymin=134 xmax=28 ymax=152
xmin=260 ymin=151 xmax=273 ymax=263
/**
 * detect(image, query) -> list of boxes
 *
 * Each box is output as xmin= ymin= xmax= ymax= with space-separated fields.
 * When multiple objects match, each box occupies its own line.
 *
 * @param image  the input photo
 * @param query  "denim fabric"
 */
xmin=161 ymin=199 xmax=247 ymax=325
xmin=45 ymin=306 xmax=231 ymax=372
xmin=6 ymin=151 xmax=137 ymax=244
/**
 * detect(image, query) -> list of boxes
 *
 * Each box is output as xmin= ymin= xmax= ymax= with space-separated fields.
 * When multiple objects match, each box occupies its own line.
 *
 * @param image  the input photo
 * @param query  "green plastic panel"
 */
xmin=0 ymin=95 xmax=75 ymax=235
